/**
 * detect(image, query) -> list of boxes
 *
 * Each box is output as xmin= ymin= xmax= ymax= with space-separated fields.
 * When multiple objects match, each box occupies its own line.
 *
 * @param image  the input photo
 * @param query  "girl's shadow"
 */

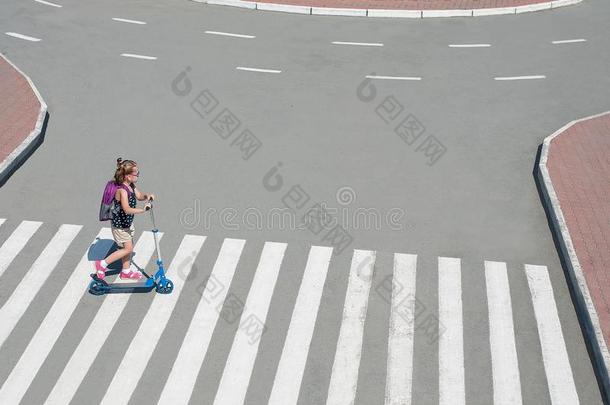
xmin=87 ymin=237 xmax=140 ymax=276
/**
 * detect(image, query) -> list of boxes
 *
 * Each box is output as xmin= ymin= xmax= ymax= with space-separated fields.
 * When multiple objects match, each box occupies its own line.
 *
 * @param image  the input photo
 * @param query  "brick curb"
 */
xmin=537 ymin=111 xmax=610 ymax=404
xmin=194 ymin=0 xmax=581 ymax=17
xmin=0 ymin=53 xmax=47 ymax=187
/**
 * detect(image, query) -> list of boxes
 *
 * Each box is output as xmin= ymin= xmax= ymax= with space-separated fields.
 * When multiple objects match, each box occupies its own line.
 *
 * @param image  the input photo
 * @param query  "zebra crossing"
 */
xmin=267 ymin=245 xmax=333 ymax=405
xmin=327 ymin=250 xmax=376 ymax=405
xmin=0 ymin=219 xmax=582 ymax=404
xmin=485 ymin=261 xmax=522 ymax=405
xmin=45 ymin=230 xmax=162 ymax=405
xmin=159 ymin=237 xmax=247 ymax=405
xmin=385 ymin=253 xmax=417 ymax=405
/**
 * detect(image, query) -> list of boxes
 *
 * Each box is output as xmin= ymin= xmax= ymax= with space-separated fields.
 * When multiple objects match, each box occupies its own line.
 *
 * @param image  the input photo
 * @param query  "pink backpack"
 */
xmin=99 ymin=181 xmax=131 ymax=221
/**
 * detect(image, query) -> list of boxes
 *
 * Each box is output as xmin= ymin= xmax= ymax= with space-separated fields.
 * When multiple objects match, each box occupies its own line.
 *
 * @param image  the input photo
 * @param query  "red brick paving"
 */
xmin=0 ymin=56 xmax=41 ymax=165
xmin=546 ymin=112 xmax=610 ymax=351
xmin=255 ymin=0 xmax=549 ymax=10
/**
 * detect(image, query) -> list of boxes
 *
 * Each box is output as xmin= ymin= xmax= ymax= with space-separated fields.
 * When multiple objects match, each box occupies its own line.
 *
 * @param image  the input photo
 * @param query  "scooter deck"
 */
xmin=89 ymin=274 xmax=156 ymax=294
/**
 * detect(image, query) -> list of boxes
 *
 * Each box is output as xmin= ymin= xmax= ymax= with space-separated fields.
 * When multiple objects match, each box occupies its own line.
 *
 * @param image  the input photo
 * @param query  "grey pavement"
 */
xmin=0 ymin=0 xmax=609 ymax=403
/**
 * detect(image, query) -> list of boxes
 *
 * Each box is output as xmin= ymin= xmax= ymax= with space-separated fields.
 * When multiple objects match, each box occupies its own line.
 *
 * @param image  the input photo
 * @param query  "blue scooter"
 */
xmin=88 ymin=199 xmax=174 ymax=295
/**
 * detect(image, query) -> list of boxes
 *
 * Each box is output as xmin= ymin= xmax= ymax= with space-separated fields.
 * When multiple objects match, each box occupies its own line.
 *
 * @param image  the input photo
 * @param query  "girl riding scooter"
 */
xmin=95 ymin=158 xmax=155 ymax=280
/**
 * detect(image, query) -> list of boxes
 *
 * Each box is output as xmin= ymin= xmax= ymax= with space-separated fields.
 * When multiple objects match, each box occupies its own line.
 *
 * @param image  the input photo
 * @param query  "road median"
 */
xmin=0 ymin=53 xmax=47 ymax=187
xmin=537 ymin=111 xmax=610 ymax=404
xmin=193 ymin=0 xmax=582 ymax=17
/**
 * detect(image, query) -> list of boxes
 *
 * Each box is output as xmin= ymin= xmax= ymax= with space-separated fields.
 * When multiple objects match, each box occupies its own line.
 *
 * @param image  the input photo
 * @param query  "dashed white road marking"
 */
xmin=236 ymin=66 xmax=281 ymax=74
xmin=449 ymin=43 xmax=491 ymax=48
xmin=34 ymin=0 xmax=62 ymax=7
xmin=494 ymin=75 xmax=546 ymax=81
xmin=121 ymin=53 xmax=157 ymax=60
xmin=365 ymin=75 xmax=422 ymax=81
xmin=112 ymin=17 xmax=147 ymax=25
xmin=552 ymin=39 xmax=586 ymax=44
xmin=332 ymin=41 xmax=383 ymax=47
xmin=205 ymin=30 xmax=255 ymax=39
xmin=5 ymin=32 xmax=41 ymax=42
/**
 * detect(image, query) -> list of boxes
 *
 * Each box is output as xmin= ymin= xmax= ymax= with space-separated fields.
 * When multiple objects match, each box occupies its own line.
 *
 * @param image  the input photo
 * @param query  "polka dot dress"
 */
xmin=111 ymin=183 xmax=137 ymax=228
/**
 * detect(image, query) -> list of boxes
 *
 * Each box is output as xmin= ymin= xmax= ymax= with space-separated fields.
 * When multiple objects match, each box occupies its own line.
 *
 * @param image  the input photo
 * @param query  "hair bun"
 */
xmin=116 ymin=157 xmax=123 ymax=166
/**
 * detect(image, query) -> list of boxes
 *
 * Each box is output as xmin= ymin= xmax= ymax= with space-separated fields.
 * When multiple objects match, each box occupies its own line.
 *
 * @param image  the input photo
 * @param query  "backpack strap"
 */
xmin=116 ymin=184 xmax=134 ymax=199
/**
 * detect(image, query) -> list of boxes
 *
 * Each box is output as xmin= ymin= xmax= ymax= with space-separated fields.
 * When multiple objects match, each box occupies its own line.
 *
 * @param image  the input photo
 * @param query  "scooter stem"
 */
xmin=152 ymin=228 xmax=162 ymax=264
xmin=148 ymin=200 xmax=163 ymax=263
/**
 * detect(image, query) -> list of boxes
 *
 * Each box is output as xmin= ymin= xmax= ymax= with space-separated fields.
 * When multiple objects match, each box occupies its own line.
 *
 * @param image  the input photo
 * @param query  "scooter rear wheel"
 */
xmin=156 ymin=279 xmax=174 ymax=294
xmin=89 ymin=280 xmax=107 ymax=296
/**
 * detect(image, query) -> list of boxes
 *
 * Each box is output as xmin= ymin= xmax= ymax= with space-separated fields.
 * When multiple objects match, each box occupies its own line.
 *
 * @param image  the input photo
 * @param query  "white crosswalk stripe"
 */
xmin=159 ymin=238 xmax=246 ymax=405
xmin=45 ymin=231 xmax=162 ymax=405
xmin=525 ymin=264 xmax=579 ymax=405
xmin=438 ymin=257 xmax=465 ymax=405
xmin=213 ymin=241 xmax=288 ymax=405
xmin=486 ymin=261 xmax=522 ymax=405
xmin=0 ymin=219 xmax=585 ymax=405
xmin=385 ymin=253 xmax=417 ymax=405
xmin=0 ymin=224 xmax=81 ymax=349
xmin=327 ymin=249 xmax=376 ymax=405
xmin=100 ymin=234 xmax=206 ymax=405
xmin=268 ymin=245 xmax=334 ymax=405
xmin=0 ymin=228 xmax=112 ymax=403
xmin=0 ymin=220 xmax=42 ymax=279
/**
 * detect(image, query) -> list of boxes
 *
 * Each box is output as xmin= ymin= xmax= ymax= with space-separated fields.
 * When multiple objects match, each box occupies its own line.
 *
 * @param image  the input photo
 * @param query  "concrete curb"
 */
xmin=0 ymin=53 xmax=47 ymax=187
xmin=258 ymin=1 xmax=311 ymax=13
xmin=192 ymin=0 xmax=582 ymax=17
xmin=537 ymin=111 xmax=610 ymax=404
xmin=367 ymin=9 xmax=422 ymax=17
xmin=515 ymin=1 xmax=552 ymax=13
xmin=206 ymin=0 xmax=256 ymax=8
xmin=312 ymin=6 xmax=367 ymax=16
xmin=422 ymin=9 xmax=473 ymax=17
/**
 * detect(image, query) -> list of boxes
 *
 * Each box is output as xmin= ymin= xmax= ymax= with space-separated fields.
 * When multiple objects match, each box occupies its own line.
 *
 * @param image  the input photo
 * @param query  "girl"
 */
xmin=95 ymin=158 xmax=156 ymax=280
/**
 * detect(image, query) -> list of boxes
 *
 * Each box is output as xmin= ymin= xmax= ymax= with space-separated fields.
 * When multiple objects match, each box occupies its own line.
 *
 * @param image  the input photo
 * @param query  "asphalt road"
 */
xmin=0 ymin=0 xmax=609 ymax=403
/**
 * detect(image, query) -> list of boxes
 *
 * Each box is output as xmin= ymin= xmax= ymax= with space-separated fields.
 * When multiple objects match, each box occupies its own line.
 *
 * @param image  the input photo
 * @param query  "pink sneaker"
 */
xmin=94 ymin=260 xmax=106 ymax=280
xmin=120 ymin=270 xmax=143 ymax=280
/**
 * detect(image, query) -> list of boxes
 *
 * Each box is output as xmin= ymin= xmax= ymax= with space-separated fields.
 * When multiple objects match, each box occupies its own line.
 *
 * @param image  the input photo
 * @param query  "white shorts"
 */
xmin=111 ymin=224 xmax=135 ymax=247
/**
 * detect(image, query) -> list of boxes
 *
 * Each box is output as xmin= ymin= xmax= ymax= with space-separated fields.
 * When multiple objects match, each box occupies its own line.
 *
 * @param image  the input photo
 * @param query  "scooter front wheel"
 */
xmin=156 ymin=279 xmax=174 ymax=294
